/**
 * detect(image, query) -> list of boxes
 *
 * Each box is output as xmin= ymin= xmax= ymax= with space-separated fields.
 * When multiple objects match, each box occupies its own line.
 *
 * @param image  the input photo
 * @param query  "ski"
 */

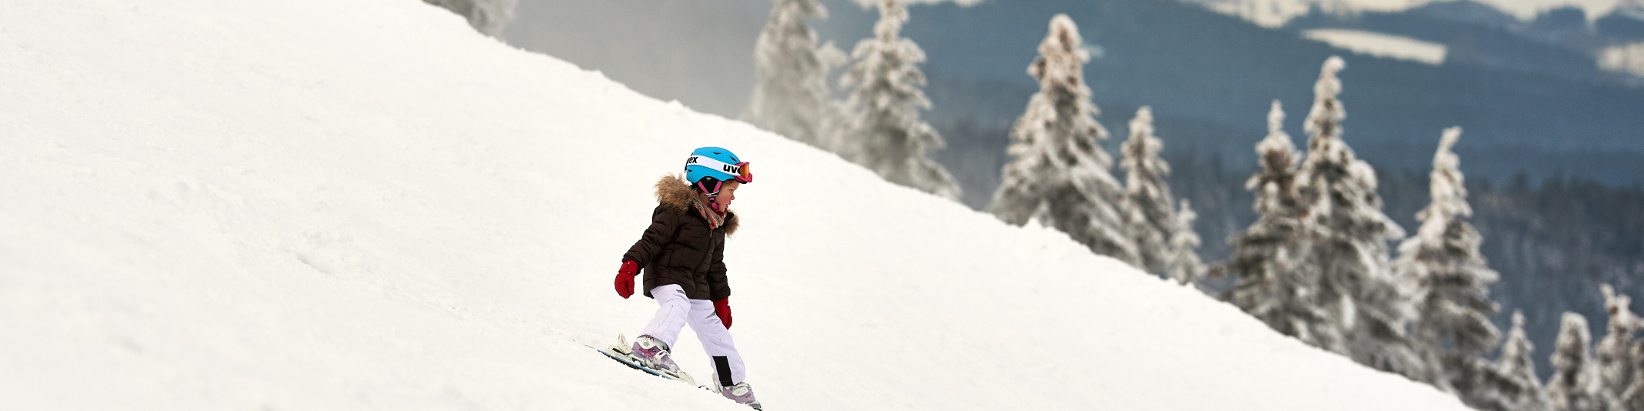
xmin=589 ymin=334 xmax=762 ymax=410
xmin=588 ymin=333 xmax=698 ymax=386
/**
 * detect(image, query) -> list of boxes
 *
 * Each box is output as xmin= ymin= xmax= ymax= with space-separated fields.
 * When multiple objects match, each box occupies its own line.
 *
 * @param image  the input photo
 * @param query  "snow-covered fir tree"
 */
xmin=1488 ymin=311 xmax=1550 ymax=411
xmin=1626 ymin=368 xmax=1644 ymax=411
xmin=1221 ymin=100 xmax=1339 ymax=350
xmin=1295 ymin=56 xmax=1419 ymax=378
xmin=838 ymin=0 xmax=960 ymax=199
xmin=744 ymin=0 xmax=847 ymax=151
xmin=1120 ymin=106 xmax=1180 ymax=274
xmin=987 ymin=14 xmax=1138 ymax=266
xmin=1547 ymin=312 xmax=1618 ymax=411
xmin=1397 ymin=127 xmax=1501 ymax=398
xmin=1625 ymin=369 xmax=1644 ymax=411
xmin=1166 ymin=199 xmax=1204 ymax=285
xmin=1595 ymin=284 xmax=1642 ymax=406
xmin=422 ymin=0 xmax=516 ymax=37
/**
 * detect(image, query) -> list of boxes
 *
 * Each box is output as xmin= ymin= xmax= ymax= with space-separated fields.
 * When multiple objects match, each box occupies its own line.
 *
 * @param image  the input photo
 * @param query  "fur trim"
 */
xmin=723 ymin=211 xmax=739 ymax=236
xmin=655 ymin=174 xmax=696 ymax=212
xmin=654 ymin=174 xmax=739 ymax=236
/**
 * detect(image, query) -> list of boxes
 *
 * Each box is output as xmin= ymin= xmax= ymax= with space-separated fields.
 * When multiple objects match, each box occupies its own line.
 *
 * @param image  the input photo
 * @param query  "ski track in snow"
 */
xmin=0 ymin=0 xmax=1470 ymax=410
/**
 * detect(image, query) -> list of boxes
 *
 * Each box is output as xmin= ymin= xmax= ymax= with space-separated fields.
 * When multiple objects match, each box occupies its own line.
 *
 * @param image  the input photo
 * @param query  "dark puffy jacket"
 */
xmin=622 ymin=175 xmax=739 ymax=300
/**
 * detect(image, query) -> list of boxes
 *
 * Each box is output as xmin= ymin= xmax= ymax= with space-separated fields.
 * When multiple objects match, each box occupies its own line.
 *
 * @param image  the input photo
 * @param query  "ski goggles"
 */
xmin=685 ymin=155 xmax=754 ymax=184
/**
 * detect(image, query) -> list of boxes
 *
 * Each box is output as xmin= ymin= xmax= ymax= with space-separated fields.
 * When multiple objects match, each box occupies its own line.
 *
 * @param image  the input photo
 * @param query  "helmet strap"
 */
xmin=696 ymin=178 xmax=725 ymax=213
xmin=696 ymin=178 xmax=722 ymax=197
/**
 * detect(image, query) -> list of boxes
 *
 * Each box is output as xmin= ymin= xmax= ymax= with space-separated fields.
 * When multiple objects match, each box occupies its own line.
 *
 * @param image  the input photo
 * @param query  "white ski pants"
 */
xmin=639 ymin=284 xmax=747 ymax=385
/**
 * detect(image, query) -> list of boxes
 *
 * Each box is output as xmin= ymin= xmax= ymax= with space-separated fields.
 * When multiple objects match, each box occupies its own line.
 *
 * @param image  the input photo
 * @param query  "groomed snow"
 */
xmin=1305 ymin=28 xmax=1449 ymax=65
xmin=0 ymin=0 xmax=1471 ymax=410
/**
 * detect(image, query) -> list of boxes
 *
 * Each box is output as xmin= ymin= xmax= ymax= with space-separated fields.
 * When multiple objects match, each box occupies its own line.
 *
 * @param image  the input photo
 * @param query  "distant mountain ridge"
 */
xmin=1287 ymin=1 xmax=1642 ymax=84
xmin=807 ymin=0 xmax=1644 ymax=191
xmin=1181 ymin=0 xmax=1635 ymax=26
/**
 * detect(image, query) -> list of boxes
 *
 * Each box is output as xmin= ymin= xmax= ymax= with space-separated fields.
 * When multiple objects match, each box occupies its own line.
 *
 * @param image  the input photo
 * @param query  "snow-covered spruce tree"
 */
xmin=1489 ymin=311 xmax=1551 ymax=411
xmin=987 ymin=14 xmax=1138 ymax=266
xmin=1627 ymin=367 xmax=1644 ymax=411
xmin=744 ymin=0 xmax=847 ymax=151
xmin=1398 ymin=127 xmax=1501 ymax=398
xmin=1120 ymin=106 xmax=1180 ymax=274
xmin=1166 ymin=199 xmax=1204 ymax=285
xmin=838 ymin=0 xmax=960 ymax=199
xmin=422 ymin=0 xmax=516 ymax=37
xmin=1295 ymin=56 xmax=1420 ymax=378
xmin=1626 ymin=369 xmax=1644 ymax=411
xmin=1546 ymin=312 xmax=1617 ymax=411
xmin=1221 ymin=100 xmax=1339 ymax=351
xmin=1596 ymin=284 xmax=1642 ymax=406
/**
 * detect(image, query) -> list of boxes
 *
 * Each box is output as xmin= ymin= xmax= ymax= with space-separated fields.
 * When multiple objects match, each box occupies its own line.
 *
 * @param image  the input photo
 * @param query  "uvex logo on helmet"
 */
xmin=683 ymin=147 xmax=753 ymax=197
xmin=683 ymin=156 xmax=742 ymax=176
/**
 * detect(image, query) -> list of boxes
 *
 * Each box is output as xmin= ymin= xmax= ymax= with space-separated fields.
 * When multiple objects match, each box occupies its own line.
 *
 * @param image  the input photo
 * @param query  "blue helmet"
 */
xmin=684 ymin=147 xmax=752 ymax=196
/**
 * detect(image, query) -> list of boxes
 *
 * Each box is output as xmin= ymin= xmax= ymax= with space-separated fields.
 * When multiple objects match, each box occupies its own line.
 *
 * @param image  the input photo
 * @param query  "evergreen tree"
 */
xmin=1295 ymin=56 xmax=1419 ymax=378
xmin=1221 ymin=100 xmax=1338 ymax=350
xmin=1166 ymin=199 xmax=1204 ymax=285
xmin=1626 ymin=367 xmax=1644 ymax=411
xmin=1398 ymin=127 xmax=1501 ymax=398
xmin=1491 ymin=311 xmax=1551 ymax=411
xmin=839 ymin=0 xmax=960 ymax=199
xmin=423 ymin=0 xmax=516 ymax=37
xmin=1625 ymin=366 xmax=1644 ymax=411
xmin=1595 ymin=284 xmax=1642 ymax=405
xmin=988 ymin=14 xmax=1138 ymax=266
xmin=744 ymin=0 xmax=847 ymax=151
xmin=1120 ymin=106 xmax=1179 ymax=274
xmin=1547 ymin=312 xmax=1614 ymax=411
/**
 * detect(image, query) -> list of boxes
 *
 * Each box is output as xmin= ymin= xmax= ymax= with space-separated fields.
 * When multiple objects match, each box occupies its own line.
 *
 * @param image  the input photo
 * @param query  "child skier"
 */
xmin=613 ymin=147 xmax=760 ymax=409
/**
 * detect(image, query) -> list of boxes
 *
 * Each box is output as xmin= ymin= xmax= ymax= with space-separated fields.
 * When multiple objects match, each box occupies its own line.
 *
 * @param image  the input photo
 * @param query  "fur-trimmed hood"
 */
xmin=655 ymin=174 xmax=738 ymax=235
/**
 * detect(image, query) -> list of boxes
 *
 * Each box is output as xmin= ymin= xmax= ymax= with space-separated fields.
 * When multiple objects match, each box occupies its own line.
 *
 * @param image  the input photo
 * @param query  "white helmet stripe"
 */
xmin=685 ymin=155 xmax=742 ymax=176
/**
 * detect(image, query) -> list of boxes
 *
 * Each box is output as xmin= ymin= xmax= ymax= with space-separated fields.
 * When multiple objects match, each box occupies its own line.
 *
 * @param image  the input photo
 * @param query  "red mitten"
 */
xmin=713 ymin=298 xmax=733 ymax=329
xmin=615 ymin=260 xmax=639 ymax=299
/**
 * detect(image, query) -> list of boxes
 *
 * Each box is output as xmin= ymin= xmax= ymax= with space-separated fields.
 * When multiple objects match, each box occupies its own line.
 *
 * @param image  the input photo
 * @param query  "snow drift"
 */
xmin=0 ymin=0 xmax=1471 ymax=409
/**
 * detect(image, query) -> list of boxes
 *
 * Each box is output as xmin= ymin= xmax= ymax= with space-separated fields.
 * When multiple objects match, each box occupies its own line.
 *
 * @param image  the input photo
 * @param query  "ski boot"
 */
xmin=713 ymin=373 xmax=762 ymax=410
xmin=629 ymin=334 xmax=682 ymax=375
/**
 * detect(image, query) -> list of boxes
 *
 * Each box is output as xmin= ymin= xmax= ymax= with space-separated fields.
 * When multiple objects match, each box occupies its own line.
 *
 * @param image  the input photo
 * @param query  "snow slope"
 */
xmin=0 ymin=0 xmax=1470 ymax=410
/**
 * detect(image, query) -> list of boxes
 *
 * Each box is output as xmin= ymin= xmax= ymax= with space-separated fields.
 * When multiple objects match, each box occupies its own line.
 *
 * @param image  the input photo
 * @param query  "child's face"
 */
xmin=715 ymin=181 xmax=740 ymax=209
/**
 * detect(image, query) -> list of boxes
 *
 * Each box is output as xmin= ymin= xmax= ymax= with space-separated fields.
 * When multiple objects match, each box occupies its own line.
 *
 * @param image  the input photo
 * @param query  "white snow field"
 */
xmin=1304 ymin=29 xmax=1448 ymax=65
xmin=1600 ymin=41 xmax=1644 ymax=78
xmin=0 ymin=0 xmax=1471 ymax=410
